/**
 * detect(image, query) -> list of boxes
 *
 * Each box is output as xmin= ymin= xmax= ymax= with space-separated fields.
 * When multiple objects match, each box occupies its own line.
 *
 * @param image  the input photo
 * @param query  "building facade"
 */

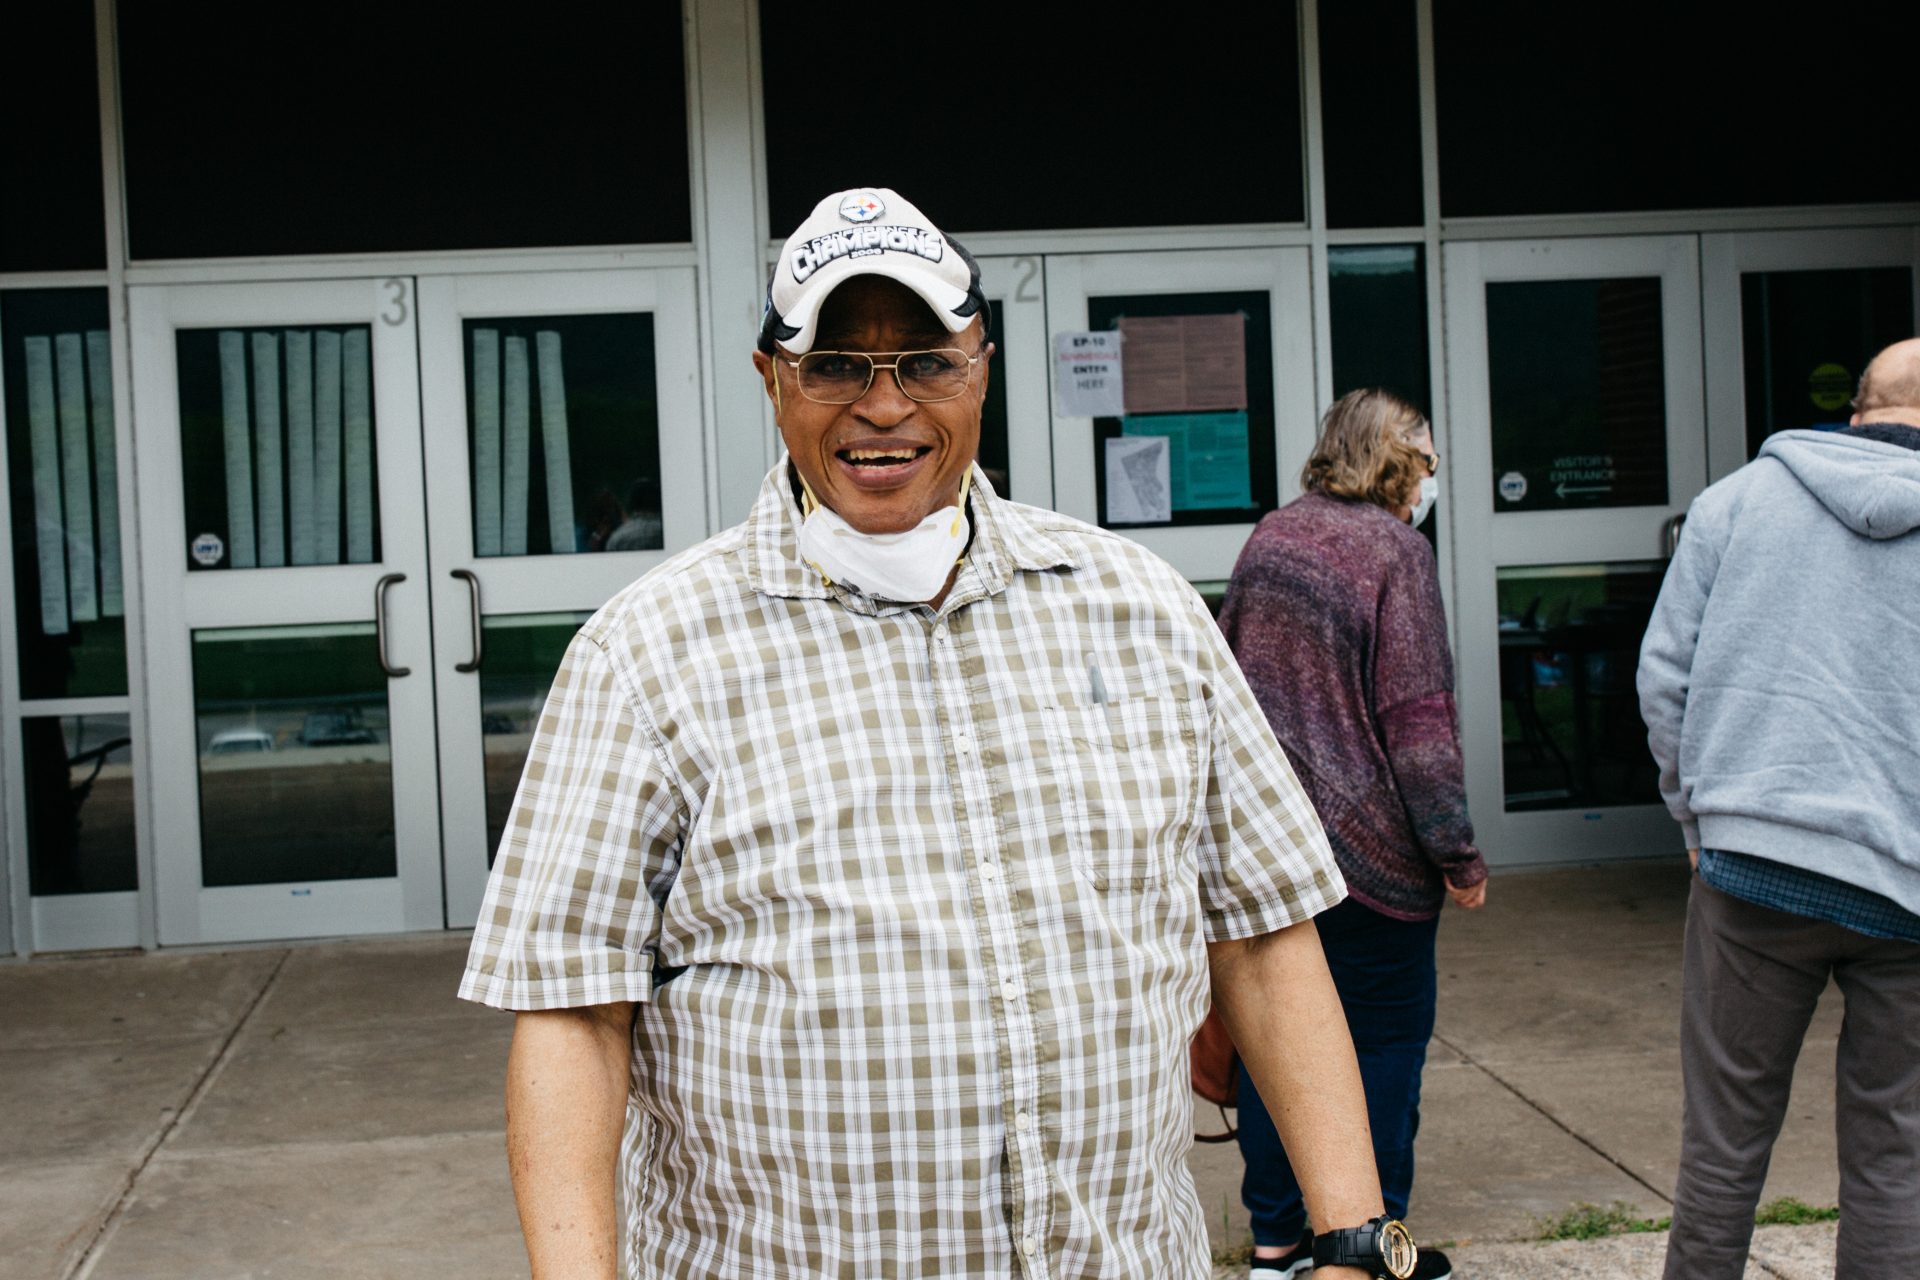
xmin=3 ymin=0 xmax=1916 ymax=954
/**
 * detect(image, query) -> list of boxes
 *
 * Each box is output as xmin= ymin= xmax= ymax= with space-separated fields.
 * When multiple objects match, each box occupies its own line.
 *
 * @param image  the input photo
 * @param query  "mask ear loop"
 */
xmin=793 ymin=468 xmax=834 ymax=588
xmin=950 ymin=469 xmax=972 ymax=538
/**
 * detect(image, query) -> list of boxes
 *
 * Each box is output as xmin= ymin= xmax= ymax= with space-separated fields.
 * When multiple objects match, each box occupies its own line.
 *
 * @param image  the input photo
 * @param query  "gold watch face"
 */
xmin=1380 ymin=1218 xmax=1418 ymax=1279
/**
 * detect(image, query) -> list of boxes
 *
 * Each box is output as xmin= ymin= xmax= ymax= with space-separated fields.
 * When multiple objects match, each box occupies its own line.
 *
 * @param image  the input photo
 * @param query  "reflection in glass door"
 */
xmin=1703 ymin=227 xmax=1920 ymax=482
xmin=419 ymin=269 xmax=705 ymax=928
xmin=131 ymin=279 xmax=443 ymax=944
xmin=1445 ymin=236 xmax=1706 ymax=865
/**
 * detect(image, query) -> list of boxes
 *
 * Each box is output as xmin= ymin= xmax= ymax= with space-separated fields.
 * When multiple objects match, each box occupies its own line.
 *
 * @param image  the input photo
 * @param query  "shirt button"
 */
xmin=979 ymin=861 xmax=999 ymax=881
xmin=954 ymin=732 xmax=973 ymax=755
xmin=1015 ymin=1110 xmax=1033 ymax=1132
xmin=1022 ymin=1236 xmax=1038 ymax=1257
xmin=1001 ymin=979 xmax=1019 ymax=1002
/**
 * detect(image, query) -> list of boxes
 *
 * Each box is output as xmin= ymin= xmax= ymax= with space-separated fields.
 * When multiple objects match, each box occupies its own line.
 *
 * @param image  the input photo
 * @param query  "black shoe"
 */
xmin=1248 ymin=1228 xmax=1314 ymax=1279
xmin=1409 ymin=1246 xmax=1452 ymax=1280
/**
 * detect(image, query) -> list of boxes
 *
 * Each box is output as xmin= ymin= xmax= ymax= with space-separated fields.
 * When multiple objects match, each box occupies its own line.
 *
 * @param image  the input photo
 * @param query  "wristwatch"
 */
xmin=1311 ymin=1214 xmax=1418 ymax=1278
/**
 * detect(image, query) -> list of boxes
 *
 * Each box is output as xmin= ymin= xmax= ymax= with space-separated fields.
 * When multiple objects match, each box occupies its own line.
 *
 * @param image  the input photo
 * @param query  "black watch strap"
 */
xmin=1311 ymin=1214 xmax=1417 ymax=1278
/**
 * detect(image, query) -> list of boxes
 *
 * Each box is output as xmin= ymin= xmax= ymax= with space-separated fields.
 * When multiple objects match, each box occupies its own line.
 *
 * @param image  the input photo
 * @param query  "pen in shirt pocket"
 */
xmin=1087 ymin=659 xmax=1110 ymax=706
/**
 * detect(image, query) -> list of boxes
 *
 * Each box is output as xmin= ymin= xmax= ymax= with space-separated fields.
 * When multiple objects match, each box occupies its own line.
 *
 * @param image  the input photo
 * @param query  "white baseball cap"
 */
xmin=757 ymin=187 xmax=988 ymax=355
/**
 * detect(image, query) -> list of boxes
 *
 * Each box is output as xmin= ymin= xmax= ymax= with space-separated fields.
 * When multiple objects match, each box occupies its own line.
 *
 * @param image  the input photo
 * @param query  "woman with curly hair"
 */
xmin=1219 ymin=388 xmax=1486 ymax=1280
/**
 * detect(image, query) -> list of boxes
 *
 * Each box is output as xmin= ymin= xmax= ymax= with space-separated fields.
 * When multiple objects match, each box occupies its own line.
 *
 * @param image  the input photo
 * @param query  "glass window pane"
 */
xmin=1435 ymin=3 xmax=1920 ymax=217
xmin=976 ymin=302 xmax=1012 ymax=500
xmin=3 ymin=289 xmax=130 ymax=698
xmin=193 ymin=625 xmax=396 ymax=887
xmin=464 ymin=314 xmax=660 ymax=557
xmin=1086 ymin=293 xmax=1278 ymax=528
xmin=1320 ymin=0 xmax=1423 ymax=229
xmin=479 ymin=612 xmax=593 ymax=865
xmin=0 ymin=5 xmax=106 ymax=272
xmin=22 ymin=715 xmax=136 ymax=896
xmin=117 ymin=5 xmax=690 ymax=258
xmin=761 ymin=6 xmax=1303 ymax=234
xmin=1329 ymin=245 xmax=1436 ymax=551
xmin=1330 ymin=246 xmax=1431 ymax=412
xmin=1498 ymin=563 xmax=1664 ymax=812
xmin=1741 ymin=267 xmax=1916 ymax=458
xmin=176 ymin=326 xmax=382 ymax=571
xmin=1487 ymin=278 xmax=1667 ymax=512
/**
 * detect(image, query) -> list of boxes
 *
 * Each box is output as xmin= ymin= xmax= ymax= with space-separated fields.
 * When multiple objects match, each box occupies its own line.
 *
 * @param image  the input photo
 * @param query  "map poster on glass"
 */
xmin=1104 ymin=436 xmax=1172 ymax=524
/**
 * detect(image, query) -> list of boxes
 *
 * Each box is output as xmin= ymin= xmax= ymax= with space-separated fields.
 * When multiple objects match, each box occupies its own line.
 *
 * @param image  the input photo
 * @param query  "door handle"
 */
xmin=451 ymin=569 xmax=483 ymax=673
xmin=375 ymin=573 xmax=411 ymax=677
xmin=1662 ymin=513 xmax=1687 ymax=559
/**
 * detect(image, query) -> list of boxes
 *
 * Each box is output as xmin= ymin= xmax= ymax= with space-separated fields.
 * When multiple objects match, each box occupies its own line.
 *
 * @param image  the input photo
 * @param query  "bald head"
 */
xmin=1853 ymin=337 xmax=1920 ymax=426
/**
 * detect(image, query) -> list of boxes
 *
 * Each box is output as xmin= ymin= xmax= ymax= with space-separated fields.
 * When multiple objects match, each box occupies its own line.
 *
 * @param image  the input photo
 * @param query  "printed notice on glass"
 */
xmin=1123 ymin=412 xmax=1253 ymax=510
xmin=1054 ymin=330 xmax=1125 ymax=418
xmin=1105 ymin=435 xmax=1172 ymax=524
xmin=1118 ymin=314 xmax=1247 ymax=414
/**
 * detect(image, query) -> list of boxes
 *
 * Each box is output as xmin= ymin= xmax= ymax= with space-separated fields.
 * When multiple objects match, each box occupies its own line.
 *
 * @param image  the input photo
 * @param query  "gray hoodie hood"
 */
xmin=1760 ymin=428 xmax=1920 ymax=539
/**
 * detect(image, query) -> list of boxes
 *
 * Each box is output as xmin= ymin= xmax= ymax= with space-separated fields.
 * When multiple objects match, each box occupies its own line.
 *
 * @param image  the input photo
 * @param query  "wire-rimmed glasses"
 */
xmin=782 ymin=348 xmax=983 ymax=404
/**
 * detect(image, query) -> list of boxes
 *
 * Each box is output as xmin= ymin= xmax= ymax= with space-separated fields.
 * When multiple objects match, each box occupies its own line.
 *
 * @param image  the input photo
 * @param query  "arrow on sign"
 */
xmin=1556 ymin=482 xmax=1612 ymax=499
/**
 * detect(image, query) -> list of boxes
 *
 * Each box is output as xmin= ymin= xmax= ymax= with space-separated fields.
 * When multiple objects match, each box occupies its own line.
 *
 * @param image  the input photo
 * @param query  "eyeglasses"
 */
xmin=781 ymin=348 xmax=983 ymax=404
xmin=1419 ymin=450 xmax=1440 ymax=475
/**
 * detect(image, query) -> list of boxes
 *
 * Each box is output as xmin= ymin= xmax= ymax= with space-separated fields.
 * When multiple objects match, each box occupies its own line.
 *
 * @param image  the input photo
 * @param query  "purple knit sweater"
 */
xmin=1218 ymin=491 xmax=1485 ymax=919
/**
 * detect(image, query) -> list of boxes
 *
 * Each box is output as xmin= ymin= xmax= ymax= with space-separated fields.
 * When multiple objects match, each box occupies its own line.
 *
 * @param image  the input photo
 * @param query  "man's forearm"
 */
xmin=506 ymin=1003 xmax=636 ymax=1279
xmin=1209 ymin=919 xmax=1384 ymax=1274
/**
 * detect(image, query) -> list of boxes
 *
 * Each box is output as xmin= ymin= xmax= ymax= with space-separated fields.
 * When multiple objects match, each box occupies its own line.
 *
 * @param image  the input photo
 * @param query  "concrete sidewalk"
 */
xmin=0 ymin=862 xmax=1844 ymax=1278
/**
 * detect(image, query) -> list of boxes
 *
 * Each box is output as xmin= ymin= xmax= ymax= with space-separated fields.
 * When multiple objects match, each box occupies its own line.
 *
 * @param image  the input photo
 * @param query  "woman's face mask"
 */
xmin=1410 ymin=475 xmax=1438 ymax=528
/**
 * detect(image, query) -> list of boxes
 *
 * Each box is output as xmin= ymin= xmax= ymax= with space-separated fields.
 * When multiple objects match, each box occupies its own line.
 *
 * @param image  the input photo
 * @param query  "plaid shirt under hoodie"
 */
xmin=1219 ymin=491 xmax=1485 ymax=920
xmin=460 ymin=461 xmax=1343 ymax=1279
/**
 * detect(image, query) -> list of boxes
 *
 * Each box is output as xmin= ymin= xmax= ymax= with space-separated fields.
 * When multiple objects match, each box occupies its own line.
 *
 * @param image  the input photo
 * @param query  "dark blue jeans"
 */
xmin=1234 ymin=895 xmax=1440 ymax=1244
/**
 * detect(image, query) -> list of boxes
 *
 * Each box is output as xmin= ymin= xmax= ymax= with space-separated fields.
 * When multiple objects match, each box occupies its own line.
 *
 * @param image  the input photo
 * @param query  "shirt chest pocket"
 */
xmin=1035 ymin=695 xmax=1204 ymax=891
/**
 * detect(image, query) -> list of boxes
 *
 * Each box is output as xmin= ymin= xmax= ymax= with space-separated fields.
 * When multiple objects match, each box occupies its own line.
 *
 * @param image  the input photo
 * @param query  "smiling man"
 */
xmin=461 ymin=189 xmax=1408 ymax=1279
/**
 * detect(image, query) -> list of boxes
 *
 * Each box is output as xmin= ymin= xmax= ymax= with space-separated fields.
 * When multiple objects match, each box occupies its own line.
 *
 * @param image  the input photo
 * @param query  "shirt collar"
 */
xmin=743 ymin=455 xmax=1077 ymax=605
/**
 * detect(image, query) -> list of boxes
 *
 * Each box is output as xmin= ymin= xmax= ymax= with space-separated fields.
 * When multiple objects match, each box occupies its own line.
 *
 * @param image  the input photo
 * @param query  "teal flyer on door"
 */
xmin=1121 ymin=412 xmax=1253 ymax=510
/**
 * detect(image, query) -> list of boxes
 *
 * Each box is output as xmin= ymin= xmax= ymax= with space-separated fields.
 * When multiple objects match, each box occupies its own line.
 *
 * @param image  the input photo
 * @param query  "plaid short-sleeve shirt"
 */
xmin=460 ymin=461 xmax=1343 ymax=1279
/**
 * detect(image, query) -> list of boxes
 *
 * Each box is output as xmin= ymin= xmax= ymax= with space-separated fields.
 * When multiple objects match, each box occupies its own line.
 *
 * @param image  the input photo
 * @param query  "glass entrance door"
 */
xmin=131 ymin=279 xmax=443 ymax=943
xmin=1043 ymin=249 xmax=1318 ymax=582
xmin=419 ymin=269 xmax=704 ymax=929
xmin=133 ymin=270 xmax=707 ymax=943
xmin=1445 ymin=236 xmax=1708 ymax=865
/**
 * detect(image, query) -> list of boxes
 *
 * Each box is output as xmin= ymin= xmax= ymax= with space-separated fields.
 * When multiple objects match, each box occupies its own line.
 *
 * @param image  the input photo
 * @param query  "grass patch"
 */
xmin=1534 ymin=1201 xmax=1671 ymax=1240
xmin=1536 ymin=1197 xmax=1842 ymax=1242
xmin=1754 ymin=1197 xmax=1840 ymax=1226
xmin=1211 ymin=1242 xmax=1254 ymax=1266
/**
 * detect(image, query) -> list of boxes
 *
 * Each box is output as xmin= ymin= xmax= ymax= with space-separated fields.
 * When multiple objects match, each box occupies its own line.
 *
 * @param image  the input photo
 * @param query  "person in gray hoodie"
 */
xmin=1638 ymin=336 xmax=1920 ymax=1280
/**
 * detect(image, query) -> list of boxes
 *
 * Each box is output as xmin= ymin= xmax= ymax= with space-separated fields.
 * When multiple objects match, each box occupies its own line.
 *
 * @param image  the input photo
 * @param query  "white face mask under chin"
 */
xmin=1410 ymin=475 xmax=1438 ymax=528
xmin=796 ymin=473 xmax=971 ymax=603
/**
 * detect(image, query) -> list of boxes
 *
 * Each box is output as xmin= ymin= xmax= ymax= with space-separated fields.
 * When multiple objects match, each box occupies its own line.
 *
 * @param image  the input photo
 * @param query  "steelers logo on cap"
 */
xmin=839 ymin=191 xmax=885 ymax=223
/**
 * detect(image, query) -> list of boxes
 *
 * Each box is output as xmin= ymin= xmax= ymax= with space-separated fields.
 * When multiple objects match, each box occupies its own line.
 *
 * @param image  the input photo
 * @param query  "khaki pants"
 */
xmin=1664 ymin=876 xmax=1920 ymax=1280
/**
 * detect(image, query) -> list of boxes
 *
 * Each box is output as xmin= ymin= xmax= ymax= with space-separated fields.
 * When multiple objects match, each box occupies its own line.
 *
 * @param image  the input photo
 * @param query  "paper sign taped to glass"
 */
xmin=1118 ymin=313 xmax=1247 ymax=415
xmin=1054 ymin=330 xmax=1126 ymax=418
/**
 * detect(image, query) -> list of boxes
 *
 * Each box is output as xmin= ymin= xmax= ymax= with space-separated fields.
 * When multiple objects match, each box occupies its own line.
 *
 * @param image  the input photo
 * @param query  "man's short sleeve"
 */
xmin=1191 ymin=601 xmax=1346 ymax=942
xmin=458 ymin=630 xmax=685 ymax=1010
